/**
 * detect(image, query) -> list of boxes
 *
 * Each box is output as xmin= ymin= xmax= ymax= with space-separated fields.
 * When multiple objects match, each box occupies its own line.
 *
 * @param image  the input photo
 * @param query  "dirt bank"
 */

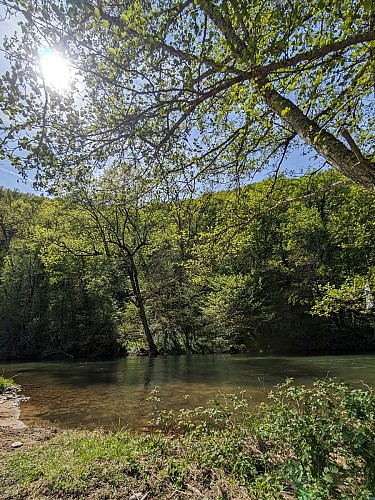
xmin=0 ymin=388 xmax=57 ymax=452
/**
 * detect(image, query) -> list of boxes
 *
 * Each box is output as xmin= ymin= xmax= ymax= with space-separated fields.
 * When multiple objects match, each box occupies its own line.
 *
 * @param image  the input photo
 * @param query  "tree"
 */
xmin=184 ymin=170 xmax=375 ymax=352
xmin=143 ymin=192 xmax=214 ymax=352
xmin=0 ymin=191 xmax=121 ymax=360
xmin=63 ymin=165 xmax=166 ymax=355
xmin=35 ymin=199 xmax=121 ymax=358
xmin=0 ymin=170 xmax=374 ymax=358
xmin=0 ymin=0 xmax=374 ymax=193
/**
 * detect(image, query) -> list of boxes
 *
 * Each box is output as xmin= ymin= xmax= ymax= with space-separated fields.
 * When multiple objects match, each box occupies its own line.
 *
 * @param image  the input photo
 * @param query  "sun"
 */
xmin=39 ymin=47 xmax=71 ymax=91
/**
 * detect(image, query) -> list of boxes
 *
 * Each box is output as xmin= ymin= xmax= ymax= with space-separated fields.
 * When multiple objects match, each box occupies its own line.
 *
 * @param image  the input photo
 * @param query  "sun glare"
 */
xmin=39 ymin=47 xmax=71 ymax=91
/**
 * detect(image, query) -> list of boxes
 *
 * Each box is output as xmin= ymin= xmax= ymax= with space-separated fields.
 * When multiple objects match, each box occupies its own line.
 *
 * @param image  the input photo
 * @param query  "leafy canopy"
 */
xmin=0 ymin=0 xmax=374 ymax=192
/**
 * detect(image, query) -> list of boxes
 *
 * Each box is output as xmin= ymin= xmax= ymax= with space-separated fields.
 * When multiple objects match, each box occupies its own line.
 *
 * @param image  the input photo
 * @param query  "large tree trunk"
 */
xmin=258 ymin=79 xmax=375 ymax=192
xmin=127 ymin=259 xmax=158 ymax=356
xmin=200 ymin=2 xmax=375 ymax=192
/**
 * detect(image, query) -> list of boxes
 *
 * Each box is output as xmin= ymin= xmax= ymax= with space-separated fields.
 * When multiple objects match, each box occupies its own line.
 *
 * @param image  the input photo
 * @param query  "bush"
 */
xmin=255 ymin=379 xmax=375 ymax=498
xmin=0 ymin=375 xmax=15 ymax=394
xmin=150 ymin=379 xmax=375 ymax=498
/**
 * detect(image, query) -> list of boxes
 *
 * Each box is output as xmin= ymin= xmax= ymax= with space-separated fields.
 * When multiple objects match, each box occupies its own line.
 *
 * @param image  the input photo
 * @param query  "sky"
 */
xmin=0 ymin=7 xmax=36 ymax=193
xmin=0 ymin=5 xmax=316 ymax=196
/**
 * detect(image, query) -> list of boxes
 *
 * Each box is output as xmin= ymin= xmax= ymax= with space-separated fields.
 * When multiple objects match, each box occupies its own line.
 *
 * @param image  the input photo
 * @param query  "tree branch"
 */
xmin=258 ymin=78 xmax=375 ymax=191
xmin=259 ymin=31 xmax=375 ymax=76
xmin=340 ymin=128 xmax=369 ymax=164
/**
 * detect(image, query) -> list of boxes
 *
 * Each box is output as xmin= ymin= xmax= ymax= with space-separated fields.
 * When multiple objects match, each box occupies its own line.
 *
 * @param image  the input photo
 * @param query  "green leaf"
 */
xmin=364 ymin=0 xmax=372 ymax=12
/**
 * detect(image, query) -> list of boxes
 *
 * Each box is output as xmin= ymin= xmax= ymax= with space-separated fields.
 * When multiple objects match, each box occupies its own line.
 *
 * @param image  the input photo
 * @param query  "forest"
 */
xmin=1 ymin=169 xmax=374 ymax=360
xmin=0 ymin=0 xmax=374 ymax=360
xmin=1 ymin=1 xmax=375 ymax=498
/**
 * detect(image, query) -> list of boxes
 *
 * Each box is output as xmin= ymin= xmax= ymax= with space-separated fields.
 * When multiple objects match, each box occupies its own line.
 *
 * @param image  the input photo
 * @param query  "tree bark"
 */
xmin=127 ymin=258 xmax=158 ymax=356
xmin=258 ymin=79 xmax=375 ymax=192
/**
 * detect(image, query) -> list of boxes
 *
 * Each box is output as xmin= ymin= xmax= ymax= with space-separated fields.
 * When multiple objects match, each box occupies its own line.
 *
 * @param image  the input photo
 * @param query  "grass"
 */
xmin=0 ymin=376 xmax=15 ymax=394
xmin=0 ymin=379 xmax=374 ymax=499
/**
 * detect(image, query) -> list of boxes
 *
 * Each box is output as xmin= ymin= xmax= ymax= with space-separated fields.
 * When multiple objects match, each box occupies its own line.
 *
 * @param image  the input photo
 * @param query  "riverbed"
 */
xmin=2 ymin=354 xmax=374 ymax=430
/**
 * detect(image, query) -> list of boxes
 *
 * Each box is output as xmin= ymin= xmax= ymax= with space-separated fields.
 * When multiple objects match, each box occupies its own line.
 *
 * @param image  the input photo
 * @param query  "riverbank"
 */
xmin=0 ymin=379 xmax=374 ymax=499
xmin=0 ymin=382 xmax=57 ymax=454
xmin=0 ymin=387 xmax=28 ymax=429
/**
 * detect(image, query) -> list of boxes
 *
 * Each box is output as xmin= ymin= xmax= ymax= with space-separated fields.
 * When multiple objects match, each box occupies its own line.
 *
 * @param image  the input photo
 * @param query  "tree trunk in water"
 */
xmin=128 ymin=260 xmax=158 ymax=356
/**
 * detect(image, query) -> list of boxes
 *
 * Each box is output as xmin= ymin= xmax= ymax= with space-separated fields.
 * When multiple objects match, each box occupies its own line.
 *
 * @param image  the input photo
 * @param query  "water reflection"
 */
xmin=1 ymin=354 xmax=374 ymax=430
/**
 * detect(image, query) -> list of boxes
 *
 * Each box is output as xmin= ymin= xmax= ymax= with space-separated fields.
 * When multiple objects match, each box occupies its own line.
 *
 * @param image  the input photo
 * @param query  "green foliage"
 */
xmin=257 ymin=379 xmax=375 ymax=497
xmin=0 ymin=191 xmax=121 ymax=360
xmin=0 ymin=0 xmax=374 ymax=358
xmin=0 ymin=169 xmax=375 ymax=359
xmin=0 ymin=375 xmax=15 ymax=393
xmin=149 ymin=380 xmax=375 ymax=498
xmin=1 ymin=0 xmax=374 ymax=192
xmin=312 ymin=272 xmax=375 ymax=320
xmin=1 ymin=381 xmax=373 ymax=498
xmin=200 ymin=273 xmax=274 ymax=351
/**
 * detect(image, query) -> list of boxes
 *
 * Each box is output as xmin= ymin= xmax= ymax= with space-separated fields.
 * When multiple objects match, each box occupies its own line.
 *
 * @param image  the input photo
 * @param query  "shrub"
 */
xmin=255 ymin=379 xmax=375 ymax=498
xmin=0 ymin=375 xmax=15 ymax=394
xmin=150 ymin=379 xmax=375 ymax=498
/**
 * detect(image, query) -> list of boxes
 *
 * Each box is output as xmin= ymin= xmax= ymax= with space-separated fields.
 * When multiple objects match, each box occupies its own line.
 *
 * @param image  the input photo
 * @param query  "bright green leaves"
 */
xmin=1 ymin=0 xmax=374 ymax=194
xmin=90 ymin=5 xmax=111 ymax=31
xmin=0 ymin=190 xmax=121 ymax=359
xmin=120 ymin=2 xmax=147 ymax=35
xmin=311 ymin=274 xmax=375 ymax=318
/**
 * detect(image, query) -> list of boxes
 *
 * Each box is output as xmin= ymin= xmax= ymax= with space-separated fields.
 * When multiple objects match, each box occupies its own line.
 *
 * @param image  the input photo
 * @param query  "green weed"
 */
xmin=0 ymin=380 xmax=374 ymax=499
xmin=0 ymin=375 xmax=15 ymax=394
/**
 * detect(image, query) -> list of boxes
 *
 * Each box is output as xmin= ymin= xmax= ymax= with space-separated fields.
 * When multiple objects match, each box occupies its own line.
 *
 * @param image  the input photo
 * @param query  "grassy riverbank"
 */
xmin=0 ymin=380 xmax=374 ymax=499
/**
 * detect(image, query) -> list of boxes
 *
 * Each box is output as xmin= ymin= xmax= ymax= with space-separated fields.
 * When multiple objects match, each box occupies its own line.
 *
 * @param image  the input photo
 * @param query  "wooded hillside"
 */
xmin=1 ymin=170 xmax=374 ymax=360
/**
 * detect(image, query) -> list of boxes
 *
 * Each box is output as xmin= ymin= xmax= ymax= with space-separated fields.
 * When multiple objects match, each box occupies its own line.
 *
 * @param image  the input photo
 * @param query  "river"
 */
xmin=2 ymin=354 xmax=374 ymax=430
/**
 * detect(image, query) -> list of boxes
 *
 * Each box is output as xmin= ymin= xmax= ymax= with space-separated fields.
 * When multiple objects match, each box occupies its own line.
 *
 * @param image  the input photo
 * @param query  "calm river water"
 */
xmin=2 ymin=354 xmax=375 ymax=430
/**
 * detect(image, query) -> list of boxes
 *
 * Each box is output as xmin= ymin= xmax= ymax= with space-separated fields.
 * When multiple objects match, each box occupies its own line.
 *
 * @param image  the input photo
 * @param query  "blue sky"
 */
xmin=0 ymin=162 xmax=35 ymax=192
xmin=0 ymin=5 xmax=316 ymax=195
xmin=0 ymin=7 xmax=36 ymax=192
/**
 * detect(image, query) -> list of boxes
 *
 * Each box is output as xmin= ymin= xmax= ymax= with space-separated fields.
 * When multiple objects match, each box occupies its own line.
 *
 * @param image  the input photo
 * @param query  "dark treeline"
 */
xmin=0 ymin=170 xmax=374 ymax=361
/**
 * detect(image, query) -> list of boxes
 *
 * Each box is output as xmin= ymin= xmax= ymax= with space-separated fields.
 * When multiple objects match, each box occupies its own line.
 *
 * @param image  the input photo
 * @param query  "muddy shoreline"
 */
xmin=0 ymin=388 xmax=57 ymax=452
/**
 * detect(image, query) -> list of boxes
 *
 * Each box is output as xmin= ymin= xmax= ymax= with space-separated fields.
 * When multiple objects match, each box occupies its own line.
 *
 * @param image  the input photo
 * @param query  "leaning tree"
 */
xmin=0 ymin=0 xmax=374 ymax=191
